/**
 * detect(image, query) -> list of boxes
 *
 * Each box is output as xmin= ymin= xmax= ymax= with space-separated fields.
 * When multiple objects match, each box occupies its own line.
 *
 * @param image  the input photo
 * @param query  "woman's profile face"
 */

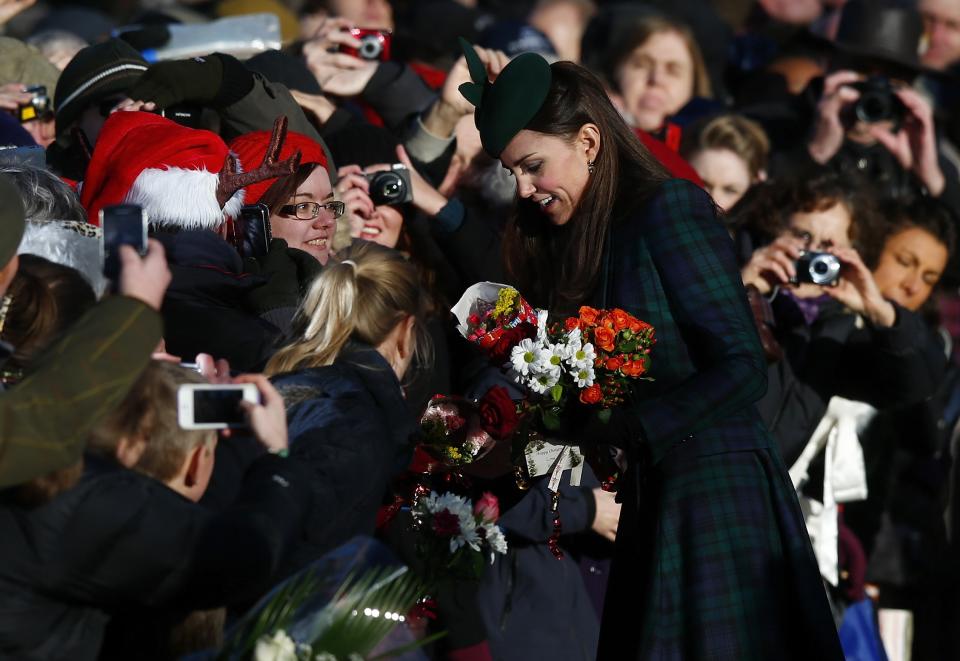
xmin=269 ymin=166 xmax=337 ymax=264
xmin=500 ymin=129 xmax=594 ymax=227
xmin=615 ymin=30 xmax=696 ymax=132
xmin=687 ymin=148 xmax=753 ymax=212
xmin=872 ymin=226 xmax=947 ymax=311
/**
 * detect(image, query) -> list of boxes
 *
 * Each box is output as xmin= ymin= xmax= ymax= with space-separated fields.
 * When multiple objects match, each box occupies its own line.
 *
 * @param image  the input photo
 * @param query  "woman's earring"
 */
xmin=588 ymin=160 xmax=595 ymax=175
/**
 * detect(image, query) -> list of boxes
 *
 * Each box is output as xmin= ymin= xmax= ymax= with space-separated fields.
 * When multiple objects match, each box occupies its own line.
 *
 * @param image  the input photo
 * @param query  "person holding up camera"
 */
xmin=803 ymin=0 xmax=960 ymax=213
xmin=734 ymin=169 xmax=948 ymax=468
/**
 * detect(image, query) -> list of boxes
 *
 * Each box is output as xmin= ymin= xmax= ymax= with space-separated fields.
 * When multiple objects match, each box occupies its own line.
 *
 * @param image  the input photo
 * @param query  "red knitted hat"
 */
xmin=80 ymin=111 xmax=244 ymax=228
xmin=227 ymin=129 xmax=329 ymax=208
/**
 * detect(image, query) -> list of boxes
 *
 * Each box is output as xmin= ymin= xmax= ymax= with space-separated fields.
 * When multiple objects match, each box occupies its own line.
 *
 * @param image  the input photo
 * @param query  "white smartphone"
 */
xmin=177 ymin=383 xmax=260 ymax=430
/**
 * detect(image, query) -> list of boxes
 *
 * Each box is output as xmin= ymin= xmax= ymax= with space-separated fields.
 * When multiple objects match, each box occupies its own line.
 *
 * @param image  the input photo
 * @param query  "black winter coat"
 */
xmin=271 ymin=344 xmax=418 ymax=571
xmin=0 ymin=454 xmax=312 ymax=661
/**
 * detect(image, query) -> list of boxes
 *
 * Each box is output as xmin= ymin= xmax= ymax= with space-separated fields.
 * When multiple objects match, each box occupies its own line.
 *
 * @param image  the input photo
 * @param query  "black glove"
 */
xmin=285 ymin=246 xmax=323 ymax=297
xmin=243 ymin=239 xmax=303 ymax=315
xmin=127 ymin=53 xmax=254 ymax=109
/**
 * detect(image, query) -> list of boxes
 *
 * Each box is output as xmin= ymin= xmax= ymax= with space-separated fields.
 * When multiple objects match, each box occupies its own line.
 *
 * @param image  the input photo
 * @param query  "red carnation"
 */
xmin=487 ymin=322 xmax=536 ymax=364
xmin=432 ymin=509 xmax=461 ymax=537
xmin=479 ymin=386 xmax=520 ymax=439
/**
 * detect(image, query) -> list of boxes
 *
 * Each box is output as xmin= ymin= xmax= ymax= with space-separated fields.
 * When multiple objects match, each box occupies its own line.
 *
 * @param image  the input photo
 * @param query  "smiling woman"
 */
xmin=228 ymin=129 xmax=337 ymax=264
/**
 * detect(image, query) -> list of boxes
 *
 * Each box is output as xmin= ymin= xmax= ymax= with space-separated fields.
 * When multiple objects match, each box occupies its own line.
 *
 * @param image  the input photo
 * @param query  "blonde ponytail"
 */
xmin=265 ymin=242 xmax=429 ymax=375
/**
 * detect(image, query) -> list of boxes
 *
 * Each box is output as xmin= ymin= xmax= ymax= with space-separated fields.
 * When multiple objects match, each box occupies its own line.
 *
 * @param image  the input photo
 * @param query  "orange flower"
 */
xmin=579 ymin=384 xmax=602 ymax=405
xmin=620 ymin=360 xmax=646 ymax=377
xmin=629 ymin=318 xmax=652 ymax=334
xmin=604 ymin=357 xmax=623 ymax=372
xmin=564 ymin=317 xmax=581 ymax=332
xmin=611 ymin=309 xmax=630 ymax=330
xmin=579 ymin=306 xmax=600 ymax=326
xmin=594 ymin=326 xmax=615 ymax=352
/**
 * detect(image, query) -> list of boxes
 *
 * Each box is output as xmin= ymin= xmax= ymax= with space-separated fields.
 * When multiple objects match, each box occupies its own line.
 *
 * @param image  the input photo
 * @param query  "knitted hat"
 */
xmin=227 ymin=129 xmax=328 ymax=207
xmin=0 ymin=37 xmax=61 ymax=95
xmin=457 ymin=38 xmax=552 ymax=158
xmin=80 ymin=111 xmax=243 ymax=229
xmin=54 ymin=39 xmax=148 ymax=136
xmin=0 ymin=174 xmax=26 ymax=269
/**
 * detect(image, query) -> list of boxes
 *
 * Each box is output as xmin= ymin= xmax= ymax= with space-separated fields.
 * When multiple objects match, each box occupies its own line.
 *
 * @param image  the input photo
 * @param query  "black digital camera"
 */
xmin=791 ymin=251 xmax=841 ymax=286
xmin=849 ymin=76 xmax=905 ymax=127
xmin=17 ymin=85 xmax=51 ymax=123
xmin=365 ymin=164 xmax=413 ymax=207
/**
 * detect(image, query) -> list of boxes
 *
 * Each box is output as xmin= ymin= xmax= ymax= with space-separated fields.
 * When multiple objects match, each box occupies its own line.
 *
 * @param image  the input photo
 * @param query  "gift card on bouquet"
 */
xmin=523 ymin=439 xmax=584 ymax=490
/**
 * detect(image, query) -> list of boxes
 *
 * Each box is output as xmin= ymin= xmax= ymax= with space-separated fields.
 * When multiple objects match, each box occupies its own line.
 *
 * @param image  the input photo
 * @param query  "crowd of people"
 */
xmin=1 ymin=0 xmax=959 ymax=659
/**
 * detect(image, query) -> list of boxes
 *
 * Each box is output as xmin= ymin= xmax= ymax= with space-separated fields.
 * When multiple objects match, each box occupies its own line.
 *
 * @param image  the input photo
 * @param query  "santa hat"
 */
xmin=227 ymin=129 xmax=328 ymax=208
xmin=80 ymin=111 xmax=243 ymax=229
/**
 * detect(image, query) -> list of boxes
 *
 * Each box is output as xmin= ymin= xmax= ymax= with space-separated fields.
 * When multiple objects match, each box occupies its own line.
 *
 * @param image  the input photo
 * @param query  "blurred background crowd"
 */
xmin=1 ymin=0 xmax=959 ymax=659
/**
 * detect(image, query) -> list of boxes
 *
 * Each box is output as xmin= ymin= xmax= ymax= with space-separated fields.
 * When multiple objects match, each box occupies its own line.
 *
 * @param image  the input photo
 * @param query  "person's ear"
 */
xmin=184 ymin=444 xmax=205 ymax=488
xmin=756 ymin=169 xmax=768 ymax=183
xmin=396 ymin=315 xmax=416 ymax=361
xmin=578 ymin=123 xmax=601 ymax=165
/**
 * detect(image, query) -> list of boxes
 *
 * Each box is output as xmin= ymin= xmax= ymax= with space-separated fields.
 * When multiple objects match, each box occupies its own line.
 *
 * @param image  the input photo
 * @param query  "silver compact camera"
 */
xmin=791 ymin=251 xmax=841 ymax=286
xmin=365 ymin=164 xmax=413 ymax=207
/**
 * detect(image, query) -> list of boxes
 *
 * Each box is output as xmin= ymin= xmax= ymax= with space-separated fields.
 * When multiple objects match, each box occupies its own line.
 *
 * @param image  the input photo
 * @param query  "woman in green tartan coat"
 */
xmin=458 ymin=42 xmax=843 ymax=659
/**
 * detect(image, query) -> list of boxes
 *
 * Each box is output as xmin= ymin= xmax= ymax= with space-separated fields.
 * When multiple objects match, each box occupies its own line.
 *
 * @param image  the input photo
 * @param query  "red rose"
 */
xmin=487 ymin=322 xmax=536 ymax=364
xmin=579 ymin=306 xmax=600 ymax=325
xmin=432 ymin=509 xmax=462 ymax=537
xmin=579 ymin=384 xmax=603 ymax=405
xmin=594 ymin=326 xmax=616 ymax=353
xmin=473 ymin=491 xmax=500 ymax=523
xmin=564 ymin=317 xmax=581 ymax=332
xmin=479 ymin=386 xmax=520 ymax=440
xmin=604 ymin=357 xmax=623 ymax=372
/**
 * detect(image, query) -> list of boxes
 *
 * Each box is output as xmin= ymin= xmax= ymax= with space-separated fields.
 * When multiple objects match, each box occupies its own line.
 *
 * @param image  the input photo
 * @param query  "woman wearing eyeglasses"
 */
xmin=228 ymin=129 xmax=343 ymax=265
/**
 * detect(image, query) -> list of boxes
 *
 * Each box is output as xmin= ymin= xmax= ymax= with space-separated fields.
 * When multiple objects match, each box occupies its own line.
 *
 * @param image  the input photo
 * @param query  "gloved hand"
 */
xmin=127 ymin=54 xmax=226 ymax=109
xmin=243 ymin=239 xmax=322 ymax=315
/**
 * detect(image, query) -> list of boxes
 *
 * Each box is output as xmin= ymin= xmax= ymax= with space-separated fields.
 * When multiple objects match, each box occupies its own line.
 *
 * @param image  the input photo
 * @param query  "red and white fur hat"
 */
xmin=79 ymin=111 xmax=244 ymax=228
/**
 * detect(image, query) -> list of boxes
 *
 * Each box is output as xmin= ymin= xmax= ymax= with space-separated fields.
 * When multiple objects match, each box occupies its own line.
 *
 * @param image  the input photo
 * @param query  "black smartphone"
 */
xmin=100 ymin=204 xmax=147 ymax=282
xmin=238 ymin=203 xmax=272 ymax=259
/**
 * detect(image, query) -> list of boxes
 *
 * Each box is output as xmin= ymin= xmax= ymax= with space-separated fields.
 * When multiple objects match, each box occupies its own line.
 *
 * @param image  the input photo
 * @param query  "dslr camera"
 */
xmin=341 ymin=28 xmax=392 ymax=61
xmin=17 ymin=85 xmax=51 ymax=123
xmin=791 ymin=251 xmax=841 ymax=287
xmin=365 ymin=164 xmax=413 ymax=206
xmin=848 ymin=76 xmax=905 ymax=127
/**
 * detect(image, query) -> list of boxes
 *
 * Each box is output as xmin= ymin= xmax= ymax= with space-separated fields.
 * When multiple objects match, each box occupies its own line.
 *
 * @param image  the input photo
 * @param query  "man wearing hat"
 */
xmin=0 ymin=173 xmax=168 ymax=488
xmin=804 ymin=0 xmax=960 ymax=213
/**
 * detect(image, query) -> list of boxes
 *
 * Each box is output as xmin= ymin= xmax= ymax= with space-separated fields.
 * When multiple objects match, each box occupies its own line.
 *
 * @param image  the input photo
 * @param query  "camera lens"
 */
xmin=807 ymin=253 xmax=841 ymax=286
xmin=370 ymin=171 xmax=406 ymax=205
xmin=857 ymin=92 xmax=890 ymax=123
xmin=359 ymin=35 xmax=383 ymax=60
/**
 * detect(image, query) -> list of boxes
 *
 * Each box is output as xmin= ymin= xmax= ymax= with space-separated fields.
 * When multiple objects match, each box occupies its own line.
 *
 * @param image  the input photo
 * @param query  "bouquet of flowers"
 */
xmin=412 ymin=491 xmax=508 ymax=580
xmin=418 ymin=387 xmax=520 ymax=467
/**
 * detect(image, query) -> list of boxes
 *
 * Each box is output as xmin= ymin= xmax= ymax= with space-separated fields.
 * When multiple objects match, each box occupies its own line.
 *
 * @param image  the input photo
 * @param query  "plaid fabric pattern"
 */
xmin=594 ymin=180 xmax=842 ymax=660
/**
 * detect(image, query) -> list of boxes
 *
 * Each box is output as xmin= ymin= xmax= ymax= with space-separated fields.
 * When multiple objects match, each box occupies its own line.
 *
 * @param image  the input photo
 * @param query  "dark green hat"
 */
xmin=458 ymin=38 xmax=552 ymax=159
xmin=0 ymin=174 xmax=25 ymax=269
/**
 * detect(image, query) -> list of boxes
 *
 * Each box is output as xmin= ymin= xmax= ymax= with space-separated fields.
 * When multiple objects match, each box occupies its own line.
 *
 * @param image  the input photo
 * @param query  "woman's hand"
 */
xmin=422 ymin=46 xmax=510 ymax=138
xmin=290 ymin=89 xmax=336 ymax=126
xmin=233 ymin=373 xmax=289 ymax=454
xmin=740 ymin=237 xmax=804 ymax=295
xmin=335 ymin=164 xmax=375 ymax=237
xmin=396 ymin=144 xmax=448 ymax=216
xmin=303 ymin=27 xmax=377 ymax=98
xmin=869 ymin=87 xmax=945 ymax=196
xmin=591 ymin=487 xmax=620 ymax=542
xmin=808 ymin=70 xmax=862 ymax=164
xmin=824 ymin=247 xmax=897 ymax=327
xmin=0 ymin=83 xmax=33 ymax=112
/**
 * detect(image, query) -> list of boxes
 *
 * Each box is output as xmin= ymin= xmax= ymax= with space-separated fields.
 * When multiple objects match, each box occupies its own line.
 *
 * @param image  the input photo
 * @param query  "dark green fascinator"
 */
xmin=457 ymin=37 xmax=552 ymax=159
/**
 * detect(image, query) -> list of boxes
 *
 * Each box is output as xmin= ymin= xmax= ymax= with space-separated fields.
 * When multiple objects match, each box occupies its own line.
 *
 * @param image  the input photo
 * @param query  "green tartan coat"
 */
xmin=593 ymin=179 xmax=843 ymax=660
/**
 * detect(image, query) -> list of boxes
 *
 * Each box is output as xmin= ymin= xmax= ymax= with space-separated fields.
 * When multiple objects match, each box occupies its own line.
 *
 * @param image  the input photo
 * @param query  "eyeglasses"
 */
xmin=278 ymin=201 xmax=346 ymax=221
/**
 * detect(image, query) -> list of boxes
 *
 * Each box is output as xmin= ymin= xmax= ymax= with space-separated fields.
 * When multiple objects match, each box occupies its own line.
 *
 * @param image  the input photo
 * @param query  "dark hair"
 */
xmin=502 ymin=62 xmax=670 ymax=313
xmin=257 ymin=163 xmax=316 ymax=215
xmin=1 ymin=255 xmax=96 ymax=385
xmin=864 ymin=196 xmax=957 ymax=269
xmin=729 ymin=166 xmax=879 ymax=252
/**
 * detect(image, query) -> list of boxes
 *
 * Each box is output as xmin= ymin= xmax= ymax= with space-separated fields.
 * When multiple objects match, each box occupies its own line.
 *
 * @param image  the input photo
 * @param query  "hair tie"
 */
xmin=341 ymin=259 xmax=358 ymax=272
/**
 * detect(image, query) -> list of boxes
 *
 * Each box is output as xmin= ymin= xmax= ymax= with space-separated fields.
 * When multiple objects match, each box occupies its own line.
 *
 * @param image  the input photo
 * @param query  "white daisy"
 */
xmin=483 ymin=523 xmax=508 ymax=563
xmin=573 ymin=365 xmax=596 ymax=388
xmin=510 ymin=339 xmax=545 ymax=376
xmin=569 ymin=342 xmax=597 ymax=370
xmin=527 ymin=368 xmax=561 ymax=394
